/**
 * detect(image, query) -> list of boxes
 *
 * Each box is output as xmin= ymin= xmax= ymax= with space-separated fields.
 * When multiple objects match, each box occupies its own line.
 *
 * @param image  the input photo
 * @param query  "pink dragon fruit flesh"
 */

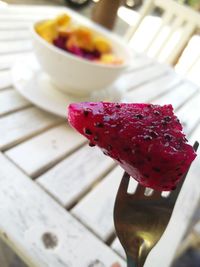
xmin=68 ymin=102 xmax=196 ymax=191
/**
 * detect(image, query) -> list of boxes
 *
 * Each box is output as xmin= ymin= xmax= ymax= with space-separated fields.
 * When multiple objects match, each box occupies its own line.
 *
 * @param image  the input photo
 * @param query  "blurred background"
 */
xmin=3 ymin=0 xmax=200 ymax=87
xmin=0 ymin=0 xmax=200 ymax=266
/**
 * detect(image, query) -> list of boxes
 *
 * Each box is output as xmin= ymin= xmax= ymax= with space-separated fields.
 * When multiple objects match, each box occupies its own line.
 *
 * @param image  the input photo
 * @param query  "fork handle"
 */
xmin=127 ymin=255 xmax=137 ymax=267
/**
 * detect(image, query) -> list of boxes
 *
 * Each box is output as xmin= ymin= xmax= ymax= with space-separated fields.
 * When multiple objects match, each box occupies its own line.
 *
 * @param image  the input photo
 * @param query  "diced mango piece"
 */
xmin=66 ymin=35 xmax=79 ymax=50
xmin=55 ymin=13 xmax=71 ymax=26
xmin=100 ymin=53 xmax=123 ymax=65
xmin=72 ymin=27 xmax=94 ymax=51
xmin=58 ymin=25 xmax=75 ymax=38
xmin=36 ymin=20 xmax=58 ymax=43
xmin=94 ymin=37 xmax=111 ymax=53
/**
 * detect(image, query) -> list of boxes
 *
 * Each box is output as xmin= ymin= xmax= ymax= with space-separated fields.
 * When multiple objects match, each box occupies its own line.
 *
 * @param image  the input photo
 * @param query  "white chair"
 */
xmin=175 ymin=34 xmax=200 ymax=85
xmin=123 ymin=0 xmax=200 ymax=65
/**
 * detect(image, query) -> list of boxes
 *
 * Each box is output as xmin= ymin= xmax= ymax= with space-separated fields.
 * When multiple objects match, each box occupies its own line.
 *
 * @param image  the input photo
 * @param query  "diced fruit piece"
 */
xmin=58 ymin=26 xmax=74 ymax=38
xmin=68 ymin=102 xmax=197 ymax=191
xmin=55 ymin=13 xmax=71 ymax=26
xmin=35 ymin=20 xmax=58 ymax=43
xmin=53 ymin=36 xmax=67 ymax=51
xmin=67 ymin=27 xmax=94 ymax=52
xmin=94 ymin=37 xmax=111 ymax=53
xmin=100 ymin=53 xmax=123 ymax=65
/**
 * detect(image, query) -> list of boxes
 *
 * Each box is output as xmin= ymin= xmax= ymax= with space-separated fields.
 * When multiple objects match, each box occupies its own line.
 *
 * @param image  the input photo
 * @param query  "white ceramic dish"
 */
xmin=31 ymin=13 xmax=132 ymax=97
xmin=12 ymin=54 xmax=123 ymax=118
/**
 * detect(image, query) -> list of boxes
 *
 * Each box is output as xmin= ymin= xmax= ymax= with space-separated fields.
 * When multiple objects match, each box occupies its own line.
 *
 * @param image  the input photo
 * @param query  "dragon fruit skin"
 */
xmin=68 ymin=102 xmax=197 ymax=191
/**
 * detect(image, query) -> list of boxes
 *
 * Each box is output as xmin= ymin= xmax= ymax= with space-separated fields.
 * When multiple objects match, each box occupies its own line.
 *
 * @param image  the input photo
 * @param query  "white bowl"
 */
xmin=31 ymin=15 xmax=132 ymax=97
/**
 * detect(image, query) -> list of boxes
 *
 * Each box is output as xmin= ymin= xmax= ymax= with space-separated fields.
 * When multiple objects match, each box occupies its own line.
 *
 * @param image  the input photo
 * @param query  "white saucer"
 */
xmin=12 ymin=54 xmax=123 ymax=118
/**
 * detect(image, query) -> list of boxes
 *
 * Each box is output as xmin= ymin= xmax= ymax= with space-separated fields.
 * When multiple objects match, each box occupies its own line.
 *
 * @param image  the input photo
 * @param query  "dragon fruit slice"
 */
xmin=68 ymin=102 xmax=196 ymax=191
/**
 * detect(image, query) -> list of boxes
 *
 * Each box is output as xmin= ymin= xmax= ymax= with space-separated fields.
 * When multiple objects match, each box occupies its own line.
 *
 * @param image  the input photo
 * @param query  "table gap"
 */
xmin=0 ymin=37 xmax=30 ymax=42
xmin=0 ymin=27 xmax=29 ymax=31
xmin=0 ymin=86 xmax=13 ymax=92
xmin=127 ymin=69 xmax=170 ymax=92
xmin=175 ymin=89 xmax=199 ymax=112
xmin=0 ymin=18 xmax=37 ymax=22
xmin=125 ymin=61 xmax=154 ymax=72
xmin=1 ymin=116 xmax=65 ymax=150
xmin=149 ymin=80 xmax=184 ymax=102
xmin=0 ymin=105 xmax=34 ymax=121
xmin=31 ymin=141 xmax=87 ymax=179
xmin=0 ymin=49 xmax=32 ymax=56
xmin=3 ymin=152 xmax=35 ymax=181
xmin=105 ymin=232 xmax=117 ymax=246
xmin=1 ymin=117 xmax=64 ymax=152
xmin=64 ymin=163 xmax=117 ymax=211
xmin=69 ymin=209 xmax=116 ymax=247
xmin=123 ymin=63 xmax=156 ymax=79
xmin=151 ymin=83 xmax=199 ymax=112
xmin=0 ymin=104 xmax=32 ymax=118
xmin=0 ymin=66 xmax=12 ymax=71
xmin=0 ymin=85 xmax=12 ymax=93
xmin=188 ymin=119 xmax=200 ymax=137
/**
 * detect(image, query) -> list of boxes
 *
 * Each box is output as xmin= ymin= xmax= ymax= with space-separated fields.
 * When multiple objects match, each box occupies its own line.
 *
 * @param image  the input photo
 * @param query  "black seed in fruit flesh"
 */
xmin=84 ymin=128 xmax=92 ymax=135
xmin=89 ymin=142 xmax=95 ymax=147
xmin=152 ymin=167 xmax=161 ymax=173
xmin=94 ymin=122 xmax=104 ymax=128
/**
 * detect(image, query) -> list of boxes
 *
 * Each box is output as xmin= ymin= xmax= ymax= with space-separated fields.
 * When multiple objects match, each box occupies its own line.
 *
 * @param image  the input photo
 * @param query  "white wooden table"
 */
xmin=0 ymin=4 xmax=200 ymax=267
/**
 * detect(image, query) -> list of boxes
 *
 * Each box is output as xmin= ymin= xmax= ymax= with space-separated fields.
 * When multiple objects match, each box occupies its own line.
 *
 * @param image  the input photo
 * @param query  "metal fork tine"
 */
xmin=135 ymin=183 xmax=146 ymax=195
xmin=169 ymin=141 xmax=199 ymax=203
xmin=168 ymin=173 xmax=187 ymax=203
xmin=193 ymin=140 xmax=199 ymax=152
xmin=117 ymin=172 xmax=130 ymax=196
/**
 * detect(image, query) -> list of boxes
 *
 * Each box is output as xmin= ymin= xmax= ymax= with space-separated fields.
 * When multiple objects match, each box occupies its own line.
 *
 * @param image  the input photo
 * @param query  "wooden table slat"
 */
xmin=0 ymin=52 xmax=32 ymax=70
xmin=37 ymin=145 xmax=115 ymax=208
xmin=125 ymin=53 xmax=154 ymax=71
xmin=0 ymin=70 xmax=12 ymax=90
xmin=0 ymin=40 xmax=32 ymax=54
xmin=0 ymin=14 xmax=50 ymax=22
xmin=111 ymin=239 xmax=126 ymax=259
xmin=5 ymin=124 xmax=85 ymax=178
xmin=0 ymin=88 xmax=30 ymax=116
xmin=118 ymin=63 xmax=171 ymax=92
xmin=190 ymin=122 xmax=200 ymax=144
xmin=0 ymin=21 xmax=34 ymax=30
xmin=72 ymin=166 xmax=126 ymax=241
xmin=0 ymin=152 xmax=125 ymax=267
xmin=0 ymin=107 xmax=63 ymax=151
xmin=0 ymin=5 xmax=65 ymax=15
xmin=0 ymin=30 xmax=30 ymax=42
xmin=125 ymin=71 xmax=182 ymax=102
xmin=152 ymin=80 xmax=198 ymax=110
xmin=176 ymin=92 xmax=200 ymax=135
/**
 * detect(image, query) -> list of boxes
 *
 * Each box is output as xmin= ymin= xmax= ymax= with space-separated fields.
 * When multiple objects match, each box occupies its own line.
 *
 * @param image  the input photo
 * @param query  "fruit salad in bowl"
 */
xmin=36 ymin=14 xmax=123 ymax=65
xmin=31 ymin=13 xmax=131 ymax=96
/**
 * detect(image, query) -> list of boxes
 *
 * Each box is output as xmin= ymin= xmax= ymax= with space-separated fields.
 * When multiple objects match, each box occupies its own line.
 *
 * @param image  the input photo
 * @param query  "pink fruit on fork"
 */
xmin=68 ymin=102 xmax=196 ymax=191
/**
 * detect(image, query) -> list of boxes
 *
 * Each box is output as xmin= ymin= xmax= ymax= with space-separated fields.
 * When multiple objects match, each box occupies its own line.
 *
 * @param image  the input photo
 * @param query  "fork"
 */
xmin=114 ymin=141 xmax=199 ymax=267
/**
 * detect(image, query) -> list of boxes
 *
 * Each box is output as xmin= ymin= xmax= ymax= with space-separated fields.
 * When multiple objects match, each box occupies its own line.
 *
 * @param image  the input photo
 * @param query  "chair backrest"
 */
xmin=125 ymin=0 xmax=200 ymax=65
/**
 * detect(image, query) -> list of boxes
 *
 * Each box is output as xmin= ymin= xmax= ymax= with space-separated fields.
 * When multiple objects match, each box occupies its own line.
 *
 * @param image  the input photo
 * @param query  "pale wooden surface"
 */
xmin=0 ymin=152 xmax=125 ymax=267
xmin=6 ymin=124 xmax=85 ymax=177
xmin=0 ymin=4 xmax=200 ymax=267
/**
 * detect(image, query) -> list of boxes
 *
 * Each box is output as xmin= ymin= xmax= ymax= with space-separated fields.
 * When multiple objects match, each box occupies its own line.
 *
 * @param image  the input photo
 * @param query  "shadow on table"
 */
xmin=171 ymin=247 xmax=200 ymax=267
xmin=0 ymin=239 xmax=27 ymax=267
